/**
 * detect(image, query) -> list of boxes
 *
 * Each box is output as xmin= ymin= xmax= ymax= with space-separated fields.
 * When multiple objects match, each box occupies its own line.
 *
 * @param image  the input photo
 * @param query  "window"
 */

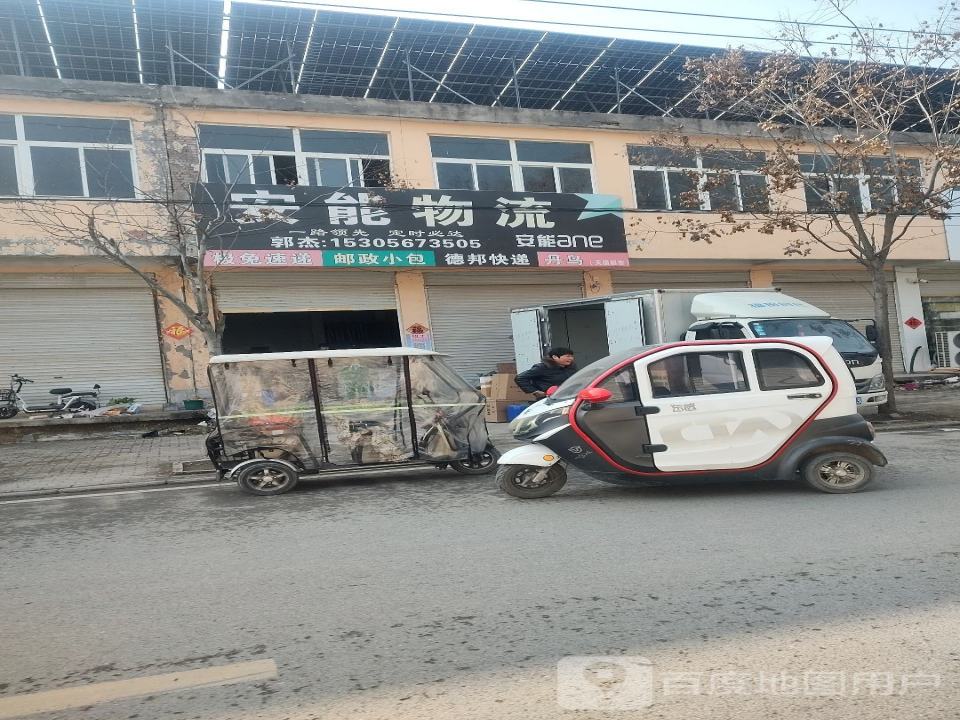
xmin=0 ymin=114 xmax=136 ymax=198
xmin=647 ymin=352 xmax=749 ymax=398
xmin=199 ymin=126 xmax=391 ymax=188
xmin=599 ymin=368 xmax=640 ymax=403
xmin=799 ymin=154 xmax=922 ymax=214
xmin=753 ymin=349 xmax=824 ymax=390
xmin=691 ymin=323 xmax=747 ymax=340
xmin=629 ymin=145 xmax=769 ymax=212
xmin=749 ymin=318 xmax=875 ymax=355
xmin=431 ymin=136 xmax=594 ymax=192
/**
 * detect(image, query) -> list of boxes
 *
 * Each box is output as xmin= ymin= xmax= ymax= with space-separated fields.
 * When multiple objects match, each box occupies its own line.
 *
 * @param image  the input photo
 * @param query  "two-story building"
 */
xmin=0 ymin=2 xmax=956 ymax=406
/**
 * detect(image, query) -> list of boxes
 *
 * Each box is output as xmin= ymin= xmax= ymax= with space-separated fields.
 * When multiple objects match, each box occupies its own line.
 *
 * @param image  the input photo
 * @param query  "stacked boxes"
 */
xmin=481 ymin=362 xmax=528 ymax=422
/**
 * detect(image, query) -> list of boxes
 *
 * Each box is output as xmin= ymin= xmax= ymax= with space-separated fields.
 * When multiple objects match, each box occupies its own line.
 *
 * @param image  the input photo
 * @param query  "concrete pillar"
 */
xmin=395 ymin=270 xmax=434 ymax=349
xmin=748 ymin=267 xmax=775 ymax=288
xmin=154 ymin=268 xmax=209 ymax=405
xmin=583 ymin=269 xmax=613 ymax=297
xmin=893 ymin=267 xmax=931 ymax=372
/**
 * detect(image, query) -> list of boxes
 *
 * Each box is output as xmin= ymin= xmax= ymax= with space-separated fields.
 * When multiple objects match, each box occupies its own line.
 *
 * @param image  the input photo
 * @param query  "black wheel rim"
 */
xmin=461 ymin=451 xmax=494 ymax=469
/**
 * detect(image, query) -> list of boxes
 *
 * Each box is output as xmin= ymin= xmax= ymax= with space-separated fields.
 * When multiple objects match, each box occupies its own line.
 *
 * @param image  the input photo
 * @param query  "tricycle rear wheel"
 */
xmin=498 ymin=464 xmax=567 ymax=499
xmin=450 ymin=445 xmax=500 ymax=475
xmin=235 ymin=460 xmax=299 ymax=496
xmin=802 ymin=452 xmax=873 ymax=493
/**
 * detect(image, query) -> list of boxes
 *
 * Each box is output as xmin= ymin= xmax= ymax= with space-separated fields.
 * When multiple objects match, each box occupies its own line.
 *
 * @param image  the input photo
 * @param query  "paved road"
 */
xmin=1 ymin=428 xmax=958 ymax=719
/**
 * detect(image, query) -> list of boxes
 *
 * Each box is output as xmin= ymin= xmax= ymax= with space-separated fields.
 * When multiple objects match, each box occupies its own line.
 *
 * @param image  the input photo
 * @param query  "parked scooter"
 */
xmin=0 ymin=374 xmax=101 ymax=420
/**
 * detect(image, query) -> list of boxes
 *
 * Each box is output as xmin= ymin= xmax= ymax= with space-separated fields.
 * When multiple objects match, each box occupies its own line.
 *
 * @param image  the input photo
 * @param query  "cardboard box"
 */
xmin=485 ymin=399 xmax=510 ymax=423
xmin=489 ymin=373 xmax=529 ymax=401
xmin=496 ymin=362 xmax=517 ymax=374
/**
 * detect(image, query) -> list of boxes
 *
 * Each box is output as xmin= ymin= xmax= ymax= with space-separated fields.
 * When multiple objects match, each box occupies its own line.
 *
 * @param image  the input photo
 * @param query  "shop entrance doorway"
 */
xmin=222 ymin=310 xmax=401 ymax=354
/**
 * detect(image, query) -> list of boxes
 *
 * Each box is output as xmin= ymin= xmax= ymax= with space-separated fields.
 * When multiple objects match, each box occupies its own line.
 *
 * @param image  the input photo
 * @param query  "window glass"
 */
xmin=634 ymin=170 xmax=667 ymax=209
xmin=749 ymin=318 xmax=875 ymax=355
xmin=739 ymin=174 xmax=770 ymax=212
xmin=701 ymin=149 xmax=765 ymax=171
xmin=515 ymin=140 xmax=591 ymax=164
xmin=360 ymin=158 xmax=390 ymax=187
xmin=0 ymin=146 xmax=19 ymax=195
xmin=22 ymin=116 xmax=131 ymax=144
xmin=558 ymin=166 xmax=593 ymax=193
xmin=868 ymin=176 xmax=895 ymax=211
xmin=838 ymin=177 xmax=863 ymax=213
xmin=476 ymin=164 xmax=513 ymax=191
xmin=312 ymin=157 xmax=349 ymax=187
xmin=667 ymin=170 xmax=700 ymax=209
xmin=692 ymin=324 xmax=746 ymax=340
xmin=0 ymin=115 xmax=15 ymax=140
xmin=31 ymin=146 xmax=83 ymax=196
xmin=84 ymin=148 xmax=135 ymax=198
xmin=797 ymin=153 xmax=836 ymax=173
xmin=430 ymin=136 xmax=511 ymax=160
xmin=252 ymin=155 xmax=273 ymax=184
xmin=204 ymin=153 xmax=226 ymax=183
xmin=706 ymin=173 xmax=738 ymax=211
xmin=224 ymin=154 xmax=251 ymax=183
xmin=198 ymin=125 xmax=294 ymax=151
xmin=521 ymin=165 xmax=556 ymax=192
xmin=627 ymin=145 xmax=696 ymax=168
xmin=437 ymin=162 xmax=474 ymax=190
xmin=804 ymin=178 xmax=831 ymax=212
xmin=599 ymin=368 xmax=639 ymax=403
xmin=647 ymin=352 xmax=748 ymax=398
xmin=753 ymin=349 xmax=824 ymax=390
xmin=300 ymin=130 xmax=388 ymax=156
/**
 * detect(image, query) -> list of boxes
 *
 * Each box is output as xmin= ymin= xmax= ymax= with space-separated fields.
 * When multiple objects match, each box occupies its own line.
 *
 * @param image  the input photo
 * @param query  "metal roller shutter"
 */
xmin=918 ymin=268 xmax=960 ymax=297
xmin=213 ymin=270 xmax=397 ymax=312
xmin=773 ymin=272 xmax=903 ymax=371
xmin=614 ymin=270 xmax=750 ymax=291
xmin=0 ymin=275 xmax=167 ymax=405
xmin=426 ymin=272 xmax=583 ymax=382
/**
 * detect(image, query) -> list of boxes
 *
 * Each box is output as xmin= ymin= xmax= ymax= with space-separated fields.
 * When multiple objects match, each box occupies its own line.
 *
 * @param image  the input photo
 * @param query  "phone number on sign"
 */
xmin=270 ymin=237 xmax=484 ymax=250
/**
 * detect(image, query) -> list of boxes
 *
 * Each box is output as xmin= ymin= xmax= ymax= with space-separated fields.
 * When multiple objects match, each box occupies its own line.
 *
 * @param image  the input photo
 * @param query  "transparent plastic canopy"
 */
xmin=208 ymin=352 xmax=489 ymax=468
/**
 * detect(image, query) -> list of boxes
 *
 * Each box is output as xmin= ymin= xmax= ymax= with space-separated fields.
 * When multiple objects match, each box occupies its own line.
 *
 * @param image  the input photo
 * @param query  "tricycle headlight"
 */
xmin=509 ymin=400 xmax=572 ymax=438
xmin=867 ymin=374 xmax=885 ymax=391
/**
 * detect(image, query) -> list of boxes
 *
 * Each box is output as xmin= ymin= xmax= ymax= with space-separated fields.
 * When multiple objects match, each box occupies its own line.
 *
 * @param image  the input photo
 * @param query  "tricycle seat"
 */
xmin=49 ymin=387 xmax=72 ymax=395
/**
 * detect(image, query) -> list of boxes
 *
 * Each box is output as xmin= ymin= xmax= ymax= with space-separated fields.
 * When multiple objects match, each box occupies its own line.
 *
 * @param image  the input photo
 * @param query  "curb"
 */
xmin=0 ymin=474 xmax=221 ymax=501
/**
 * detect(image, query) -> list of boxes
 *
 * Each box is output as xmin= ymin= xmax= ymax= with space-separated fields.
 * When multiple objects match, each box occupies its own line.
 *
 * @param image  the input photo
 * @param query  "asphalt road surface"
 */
xmin=1 ymin=427 xmax=959 ymax=719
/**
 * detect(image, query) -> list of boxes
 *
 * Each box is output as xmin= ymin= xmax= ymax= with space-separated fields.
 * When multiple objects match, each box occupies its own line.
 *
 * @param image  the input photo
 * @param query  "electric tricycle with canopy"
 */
xmin=206 ymin=348 xmax=497 ymax=495
xmin=497 ymin=337 xmax=887 ymax=498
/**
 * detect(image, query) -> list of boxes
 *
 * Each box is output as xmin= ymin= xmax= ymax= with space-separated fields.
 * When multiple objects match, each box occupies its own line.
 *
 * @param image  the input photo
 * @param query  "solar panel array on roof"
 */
xmin=0 ymin=0 xmax=952 ymax=129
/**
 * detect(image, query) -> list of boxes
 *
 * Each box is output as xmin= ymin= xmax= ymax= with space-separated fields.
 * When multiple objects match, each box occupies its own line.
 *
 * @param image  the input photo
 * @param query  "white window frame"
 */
xmin=431 ymin=136 xmax=596 ymax=193
xmin=628 ymin=146 xmax=768 ymax=212
xmin=0 ymin=114 xmax=139 ymax=199
xmin=799 ymin=154 xmax=923 ymax=214
xmin=199 ymin=126 xmax=392 ymax=188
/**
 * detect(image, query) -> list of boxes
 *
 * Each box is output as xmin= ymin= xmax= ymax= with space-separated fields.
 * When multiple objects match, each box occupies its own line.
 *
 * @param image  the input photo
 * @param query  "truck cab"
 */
xmin=683 ymin=293 xmax=887 ymax=408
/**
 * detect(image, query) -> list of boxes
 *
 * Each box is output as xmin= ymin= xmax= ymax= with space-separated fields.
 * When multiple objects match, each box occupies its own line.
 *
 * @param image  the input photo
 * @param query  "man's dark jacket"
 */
xmin=514 ymin=360 xmax=577 ymax=394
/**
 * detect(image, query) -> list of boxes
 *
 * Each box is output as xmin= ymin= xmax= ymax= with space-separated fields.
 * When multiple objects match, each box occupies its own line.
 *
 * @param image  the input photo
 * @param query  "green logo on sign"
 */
xmin=322 ymin=250 xmax=437 ymax=267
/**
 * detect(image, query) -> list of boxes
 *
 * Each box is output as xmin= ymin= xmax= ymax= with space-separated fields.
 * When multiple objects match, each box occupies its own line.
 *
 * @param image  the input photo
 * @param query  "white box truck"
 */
xmin=510 ymin=288 xmax=887 ymax=409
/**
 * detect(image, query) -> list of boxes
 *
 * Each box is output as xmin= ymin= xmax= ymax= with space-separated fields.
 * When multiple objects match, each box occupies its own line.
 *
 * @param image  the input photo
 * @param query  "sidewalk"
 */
xmin=1 ymin=400 xmax=956 ymax=498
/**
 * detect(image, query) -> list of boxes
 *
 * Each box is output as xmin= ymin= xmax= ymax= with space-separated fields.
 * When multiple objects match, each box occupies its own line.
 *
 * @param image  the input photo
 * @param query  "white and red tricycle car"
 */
xmin=498 ymin=337 xmax=887 ymax=498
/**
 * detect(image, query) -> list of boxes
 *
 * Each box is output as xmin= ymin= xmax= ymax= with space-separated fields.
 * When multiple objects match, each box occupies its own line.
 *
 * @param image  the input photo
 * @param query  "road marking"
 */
xmin=0 ymin=659 xmax=277 ymax=719
xmin=0 ymin=482 xmax=225 ymax=505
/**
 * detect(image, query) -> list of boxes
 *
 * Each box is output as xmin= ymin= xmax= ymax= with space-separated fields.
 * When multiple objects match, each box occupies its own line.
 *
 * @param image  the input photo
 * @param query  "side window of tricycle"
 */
xmin=647 ymin=351 xmax=749 ymax=398
xmin=753 ymin=349 xmax=824 ymax=390
xmin=599 ymin=368 xmax=639 ymax=403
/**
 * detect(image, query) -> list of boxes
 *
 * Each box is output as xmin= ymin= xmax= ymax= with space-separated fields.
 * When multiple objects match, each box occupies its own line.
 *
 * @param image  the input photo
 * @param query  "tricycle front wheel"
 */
xmin=498 ymin=464 xmax=567 ymax=499
xmin=450 ymin=445 xmax=500 ymax=475
xmin=235 ymin=460 xmax=299 ymax=496
xmin=802 ymin=452 xmax=873 ymax=493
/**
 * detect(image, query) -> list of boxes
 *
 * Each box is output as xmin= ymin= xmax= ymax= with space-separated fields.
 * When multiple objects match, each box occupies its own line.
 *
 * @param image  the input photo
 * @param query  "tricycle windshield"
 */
xmin=209 ymin=353 xmax=488 ymax=467
xmin=550 ymin=346 xmax=652 ymax=401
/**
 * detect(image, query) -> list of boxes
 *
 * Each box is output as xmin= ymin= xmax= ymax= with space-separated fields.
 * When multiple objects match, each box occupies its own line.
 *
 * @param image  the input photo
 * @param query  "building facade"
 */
xmin=0 ymin=75 xmax=955 ymax=406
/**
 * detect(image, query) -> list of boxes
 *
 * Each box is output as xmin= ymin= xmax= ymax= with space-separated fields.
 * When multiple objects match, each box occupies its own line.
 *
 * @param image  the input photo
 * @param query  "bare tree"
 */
xmin=648 ymin=2 xmax=960 ymax=411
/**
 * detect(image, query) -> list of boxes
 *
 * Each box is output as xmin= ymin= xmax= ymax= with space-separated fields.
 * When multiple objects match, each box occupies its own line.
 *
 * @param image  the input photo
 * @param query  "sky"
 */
xmin=264 ymin=0 xmax=948 ymax=51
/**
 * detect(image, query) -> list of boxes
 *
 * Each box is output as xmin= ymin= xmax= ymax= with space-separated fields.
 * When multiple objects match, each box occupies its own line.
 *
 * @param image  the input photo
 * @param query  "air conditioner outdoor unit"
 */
xmin=933 ymin=331 xmax=960 ymax=369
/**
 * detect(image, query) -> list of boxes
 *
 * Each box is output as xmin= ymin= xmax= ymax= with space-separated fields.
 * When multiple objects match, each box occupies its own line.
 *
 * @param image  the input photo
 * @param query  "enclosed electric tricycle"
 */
xmin=206 ymin=348 xmax=497 ymax=495
xmin=497 ymin=337 xmax=887 ymax=498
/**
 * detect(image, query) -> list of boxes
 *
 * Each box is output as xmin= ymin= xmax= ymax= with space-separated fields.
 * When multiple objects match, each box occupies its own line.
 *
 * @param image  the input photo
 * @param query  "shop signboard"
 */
xmin=195 ymin=184 xmax=628 ymax=270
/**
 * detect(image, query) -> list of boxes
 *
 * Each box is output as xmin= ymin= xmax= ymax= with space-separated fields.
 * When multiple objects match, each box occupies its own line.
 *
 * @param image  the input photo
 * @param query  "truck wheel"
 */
xmin=802 ymin=452 xmax=873 ymax=493
xmin=498 ymin=464 xmax=567 ymax=499
xmin=235 ymin=460 xmax=299 ymax=496
xmin=451 ymin=445 xmax=500 ymax=475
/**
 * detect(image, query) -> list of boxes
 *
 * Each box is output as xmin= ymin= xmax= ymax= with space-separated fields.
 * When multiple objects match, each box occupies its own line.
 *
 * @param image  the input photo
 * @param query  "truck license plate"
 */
xmin=856 ymin=396 xmax=864 ymax=405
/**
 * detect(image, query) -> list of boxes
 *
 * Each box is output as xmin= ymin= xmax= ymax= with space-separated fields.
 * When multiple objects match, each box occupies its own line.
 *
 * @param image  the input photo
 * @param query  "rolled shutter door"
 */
xmin=0 ymin=275 xmax=167 ymax=405
xmin=614 ymin=270 xmax=750 ymax=291
xmin=213 ymin=270 xmax=397 ymax=312
xmin=425 ymin=272 xmax=583 ymax=382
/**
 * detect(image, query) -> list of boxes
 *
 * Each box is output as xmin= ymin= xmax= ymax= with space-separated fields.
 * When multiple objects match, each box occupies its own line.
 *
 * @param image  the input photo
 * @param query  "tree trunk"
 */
xmin=204 ymin=327 xmax=223 ymax=357
xmin=869 ymin=263 xmax=898 ymax=414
